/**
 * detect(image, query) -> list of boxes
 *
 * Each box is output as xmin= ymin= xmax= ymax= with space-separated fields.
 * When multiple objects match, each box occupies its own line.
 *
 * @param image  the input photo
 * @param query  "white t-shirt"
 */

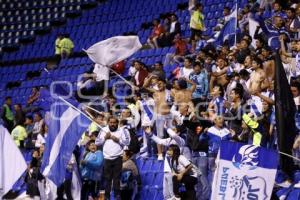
xmin=32 ymin=119 xmax=44 ymax=134
xmin=35 ymin=133 xmax=46 ymax=148
xmin=180 ymin=67 xmax=193 ymax=79
xmin=170 ymin=21 xmax=176 ymax=33
xmin=294 ymin=96 xmax=300 ymax=106
xmin=171 ymin=155 xmax=197 ymax=178
xmin=129 ymin=66 xmax=137 ymax=77
xmin=134 ymin=70 xmax=140 ymax=85
xmin=93 ymin=64 xmax=109 ymax=82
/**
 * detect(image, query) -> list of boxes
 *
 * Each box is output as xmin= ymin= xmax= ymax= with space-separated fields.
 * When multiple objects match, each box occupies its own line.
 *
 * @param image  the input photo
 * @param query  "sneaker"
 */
xmin=158 ymin=154 xmax=164 ymax=161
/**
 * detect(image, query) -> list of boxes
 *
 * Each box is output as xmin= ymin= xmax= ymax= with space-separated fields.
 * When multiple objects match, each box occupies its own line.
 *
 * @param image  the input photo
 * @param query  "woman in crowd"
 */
xmin=166 ymin=144 xmax=198 ymax=200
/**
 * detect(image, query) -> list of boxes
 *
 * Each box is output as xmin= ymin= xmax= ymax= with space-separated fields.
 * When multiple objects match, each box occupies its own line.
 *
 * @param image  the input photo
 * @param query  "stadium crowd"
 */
xmin=2 ymin=0 xmax=300 ymax=200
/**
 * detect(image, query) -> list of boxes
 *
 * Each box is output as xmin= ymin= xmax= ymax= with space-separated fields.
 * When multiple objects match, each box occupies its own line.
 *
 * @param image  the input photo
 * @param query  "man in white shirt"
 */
xmin=179 ymin=57 xmax=194 ymax=79
xmin=95 ymin=116 xmax=130 ymax=200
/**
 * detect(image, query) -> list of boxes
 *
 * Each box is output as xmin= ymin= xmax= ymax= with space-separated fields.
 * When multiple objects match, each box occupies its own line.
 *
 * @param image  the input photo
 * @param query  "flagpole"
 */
xmin=234 ymin=0 xmax=238 ymax=46
xmin=106 ymin=66 xmax=137 ymax=89
xmin=57 ymin=96 xmax=105 ymax=132
xmin=83 ymin=104 xmax=104 ymax=116
xmin=279 ymin=151 xmax=300 ymax=162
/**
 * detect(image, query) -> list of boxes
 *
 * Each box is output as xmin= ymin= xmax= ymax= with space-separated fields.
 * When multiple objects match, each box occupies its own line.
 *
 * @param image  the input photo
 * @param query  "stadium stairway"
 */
xmin=135 ymin=158 xmax=164 ymax=200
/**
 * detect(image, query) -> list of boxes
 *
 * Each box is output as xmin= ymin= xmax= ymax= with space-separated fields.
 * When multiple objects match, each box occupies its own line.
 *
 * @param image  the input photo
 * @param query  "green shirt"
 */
xmin=59 ymin=38 xmax=74 ymax=55
xmin=242 ymin=114 xmax=262 ymax=146
xmin=11 ymin=125 xmax=28 ymax=147
xmin=89 ymin=122 xmax=99 ymax=134
xmin=190 ymin=10 xmax=205 ymax=30
xmin=55 ymin=38 xmax=62 ymax=55
xmin=3 ymin=104 xmax=14 ymax=121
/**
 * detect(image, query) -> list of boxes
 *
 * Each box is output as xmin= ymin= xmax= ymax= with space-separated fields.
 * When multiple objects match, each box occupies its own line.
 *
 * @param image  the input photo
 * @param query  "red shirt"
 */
xmin=175 ymin=39 xmax=188 ymax=56
xmin=151 ymin=24 xmax=165 ymax=38
xmin=112 ymin=60 xmax=125 ymax=74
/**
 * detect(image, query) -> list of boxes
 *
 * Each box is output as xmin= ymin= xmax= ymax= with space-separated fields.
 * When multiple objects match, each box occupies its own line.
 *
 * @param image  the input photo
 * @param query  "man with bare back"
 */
xmin=171 ymin=78 xmax=196 ymax=112
xmin=248 ymin=57 xmax=269 ymax=94
xmin=261 ymin=46 xmax=275 ymax=81
xmin=144 ymin=76 xmax=173 ymax=160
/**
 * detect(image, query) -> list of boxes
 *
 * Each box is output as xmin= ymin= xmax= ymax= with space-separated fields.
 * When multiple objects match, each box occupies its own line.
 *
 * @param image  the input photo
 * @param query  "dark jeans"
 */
xmin=104 ymin=157 xmax=123 ymax=199
xmin=56 ymin=179 xmax=73 ymax=200
xmin=172 ymin=175 xmax=198 ymax=200
xmin=81 ymin=179 xmax=97 ymax=200
xmin=3 ymin=119 xmax=14 ymax=133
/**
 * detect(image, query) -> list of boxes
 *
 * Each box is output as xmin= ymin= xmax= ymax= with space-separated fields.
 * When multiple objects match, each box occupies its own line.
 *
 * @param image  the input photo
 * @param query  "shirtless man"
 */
xmin=210 ymin=57 xmax=229 ymax=92
xmin=248 ymin=57 xmax=269 ymax=94
xmin=144 ymin=76 xmax=173 ymax=160
xmin=261 ymin=46 xmax=275 ymax=81
xmin=171 ymin=78 xmax=196 ymax=112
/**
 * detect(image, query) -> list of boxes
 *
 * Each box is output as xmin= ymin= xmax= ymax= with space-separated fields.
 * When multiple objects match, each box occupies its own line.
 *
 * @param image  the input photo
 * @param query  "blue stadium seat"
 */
xmin=141 ymin=159 xmax=153 ymax=172
xmin=153 ymin=172 xmax=163 ymax=188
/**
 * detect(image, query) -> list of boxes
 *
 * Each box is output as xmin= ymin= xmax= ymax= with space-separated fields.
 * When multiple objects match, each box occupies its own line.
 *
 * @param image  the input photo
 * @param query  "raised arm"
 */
xmin=142 ymin=75 xmax=156 ymax=93
xmin=211 ymin=67 xmax=228 ymax=77
xmin=144 ymin=127 xmax=170 ymax=146
xmin=280 ymin=35 xmax=292 ymax=57
xmin=167 ymin=128 xmax=185 ymax=147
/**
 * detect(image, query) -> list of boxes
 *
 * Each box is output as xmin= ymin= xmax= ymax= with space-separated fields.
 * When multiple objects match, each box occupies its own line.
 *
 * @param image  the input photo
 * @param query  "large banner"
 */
xmin=211 ymin=141 xmax=278 ymax=200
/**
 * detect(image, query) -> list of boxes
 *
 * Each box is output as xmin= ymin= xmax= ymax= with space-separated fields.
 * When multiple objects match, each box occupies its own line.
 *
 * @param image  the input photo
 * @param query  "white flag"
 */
xmin=84 ymin=35 xmax=142 ymax=66
xmin=249 ymin=18 xmax=262 ymax=48
xmin=0 ymin=125 xmax=27 ymax=198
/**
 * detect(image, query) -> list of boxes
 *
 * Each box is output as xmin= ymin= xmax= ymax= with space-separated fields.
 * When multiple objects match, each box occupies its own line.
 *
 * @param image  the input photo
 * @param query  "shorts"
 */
xmin=190 ymin=28 xmax=202 ymax=40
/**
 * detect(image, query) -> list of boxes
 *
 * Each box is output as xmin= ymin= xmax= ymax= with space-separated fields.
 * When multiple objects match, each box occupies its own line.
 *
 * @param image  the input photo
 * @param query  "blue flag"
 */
xmin=41 ymin=97 xmax=90 ymax=186
xmin=214 ymin=6 xmax=237 ymax=47
xmin=211 ymin=141 xmax=278 ymax=200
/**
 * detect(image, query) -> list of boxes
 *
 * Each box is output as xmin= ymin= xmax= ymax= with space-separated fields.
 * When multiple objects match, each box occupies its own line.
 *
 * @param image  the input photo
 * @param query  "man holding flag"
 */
xmin=40 ymin=94 xmax=91 ymax=199
xmin=209 ymin=2 xmax=238 ymax=47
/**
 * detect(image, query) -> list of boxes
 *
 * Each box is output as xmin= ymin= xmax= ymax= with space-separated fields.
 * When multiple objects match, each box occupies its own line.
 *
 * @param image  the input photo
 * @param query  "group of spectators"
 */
xmin=55 ymin=33 xmax=74 ymax=60
xmin=3 ymin=0 xmax=300 ymax=200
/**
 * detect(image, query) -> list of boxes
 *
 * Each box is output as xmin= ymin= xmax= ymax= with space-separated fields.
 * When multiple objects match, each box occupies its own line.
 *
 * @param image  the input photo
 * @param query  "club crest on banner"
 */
xmin=232 ymin=144 xmax=259 ymax=170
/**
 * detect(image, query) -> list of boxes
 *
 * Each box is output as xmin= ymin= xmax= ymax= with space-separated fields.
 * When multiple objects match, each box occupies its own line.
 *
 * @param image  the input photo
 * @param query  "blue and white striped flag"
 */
xmin=0 ymin=125 xmax=27 ymax=199
xmin=211 ymin=141 xmax=278 ymax=200
xmin=41 ymin=98 xmax=90 ymax=186
xmin=213 ymin=6 xmax=237 ymax=47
